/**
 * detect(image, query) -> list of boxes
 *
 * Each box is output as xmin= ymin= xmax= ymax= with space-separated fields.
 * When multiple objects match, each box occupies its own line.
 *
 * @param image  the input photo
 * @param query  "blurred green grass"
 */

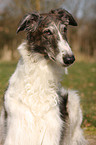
xmin=62 ymin=62 xmax=96 ymax=135
xmin=0 ymin=62 xmax=17 ymax=107
xmin=0 ymin=61 xmax=96 ymax=134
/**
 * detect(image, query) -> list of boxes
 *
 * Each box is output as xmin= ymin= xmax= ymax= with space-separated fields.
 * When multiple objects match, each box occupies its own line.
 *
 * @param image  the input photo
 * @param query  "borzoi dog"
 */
xmin=0 ymin=8 xmax=86 ymax=145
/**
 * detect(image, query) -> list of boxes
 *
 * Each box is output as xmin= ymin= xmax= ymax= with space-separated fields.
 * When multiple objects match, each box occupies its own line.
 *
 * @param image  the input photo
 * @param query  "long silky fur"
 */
xmin=0 ymin=42 xmax=86 ymax=145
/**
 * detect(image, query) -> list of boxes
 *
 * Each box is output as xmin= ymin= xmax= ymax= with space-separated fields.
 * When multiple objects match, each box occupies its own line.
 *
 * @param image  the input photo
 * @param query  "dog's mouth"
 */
xmin=46 ymin=53 xmax=56 ymax=62
xmin=62 ymin=63 xmax=73 ymax=67
xmin=50 ymin=56 xmax=56 ymax=62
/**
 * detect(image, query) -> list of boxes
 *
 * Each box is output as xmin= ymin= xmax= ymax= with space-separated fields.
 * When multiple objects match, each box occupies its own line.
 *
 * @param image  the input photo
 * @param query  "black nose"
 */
xmin=63 ymin=55 xmax=75 ymax=65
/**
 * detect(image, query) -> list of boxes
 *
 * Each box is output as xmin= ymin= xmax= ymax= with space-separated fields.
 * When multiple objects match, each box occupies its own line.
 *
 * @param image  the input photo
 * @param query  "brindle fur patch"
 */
xmin=27 ymin=15 xmax=68 ymax=59
xmin=17 ymin=8 xmax=77 ymax=60
xmin=59 ymin=92 xmax=68 ymax=144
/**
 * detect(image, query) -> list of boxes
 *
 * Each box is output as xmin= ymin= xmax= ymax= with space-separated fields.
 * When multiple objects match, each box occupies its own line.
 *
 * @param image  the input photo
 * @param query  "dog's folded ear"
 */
xmin=16 ymin=12 xmax=40 ymax=33
xmin=49 ymin=8 xmax=77 ymax=26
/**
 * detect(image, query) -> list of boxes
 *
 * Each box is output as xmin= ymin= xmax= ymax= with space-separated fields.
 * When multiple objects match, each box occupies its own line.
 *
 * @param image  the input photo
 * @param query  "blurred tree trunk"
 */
xmin=35 ymin=0 xmax=40 ymax=11
xmin=0 ymin=0 xmax=96 ymax=60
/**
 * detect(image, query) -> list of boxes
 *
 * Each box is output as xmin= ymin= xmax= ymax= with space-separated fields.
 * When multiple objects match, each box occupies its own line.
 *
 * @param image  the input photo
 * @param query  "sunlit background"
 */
xmin=0 ymin=0 xmax=96 ymax=60
xmin=0 ymin=0 xmax=96 ymax=144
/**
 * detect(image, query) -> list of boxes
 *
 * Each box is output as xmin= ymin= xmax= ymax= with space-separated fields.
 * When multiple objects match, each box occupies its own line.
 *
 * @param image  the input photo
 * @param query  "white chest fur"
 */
xmin=4 ymin=42 xmax=64 ymax=145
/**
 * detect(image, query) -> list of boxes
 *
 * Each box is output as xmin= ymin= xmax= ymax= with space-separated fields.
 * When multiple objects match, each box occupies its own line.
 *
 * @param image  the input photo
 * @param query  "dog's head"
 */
xmin=17 ymin=8 xmax=77 ymax=67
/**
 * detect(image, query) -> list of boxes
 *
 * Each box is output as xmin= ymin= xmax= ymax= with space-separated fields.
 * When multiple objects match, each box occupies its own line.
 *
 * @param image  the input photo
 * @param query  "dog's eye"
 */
xmin=43 ymin=29 xmax=52 ymax=35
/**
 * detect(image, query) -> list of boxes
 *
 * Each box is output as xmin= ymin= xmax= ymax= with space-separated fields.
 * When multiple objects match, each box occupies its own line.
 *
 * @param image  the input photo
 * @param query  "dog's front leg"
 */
xmin=41 ymin=108 xmax=63 ymax=145
xmin=61 ymin=90 xmax=87 ymax=145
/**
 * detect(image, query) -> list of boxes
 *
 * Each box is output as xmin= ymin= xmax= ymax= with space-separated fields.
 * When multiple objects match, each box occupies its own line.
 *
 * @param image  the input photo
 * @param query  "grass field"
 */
xmin=0 ymin=61 xmax=96 ymax=135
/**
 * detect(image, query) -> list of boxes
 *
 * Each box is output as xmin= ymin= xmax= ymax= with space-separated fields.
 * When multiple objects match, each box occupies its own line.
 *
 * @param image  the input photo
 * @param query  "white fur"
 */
xmin=60 ymin=88 xmax=87 ymax=145
xmin=56 ymin=28 xmax=73 ymax=65
xmin=0 ymin=42 xmax=86 ymax=145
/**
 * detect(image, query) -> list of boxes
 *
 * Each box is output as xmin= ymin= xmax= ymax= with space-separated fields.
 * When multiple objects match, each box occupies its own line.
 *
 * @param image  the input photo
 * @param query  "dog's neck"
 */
xmin=16 ymin=42 xmax=67 ymax=115
xmin=18 ymin=42 xmax=66 ymax=89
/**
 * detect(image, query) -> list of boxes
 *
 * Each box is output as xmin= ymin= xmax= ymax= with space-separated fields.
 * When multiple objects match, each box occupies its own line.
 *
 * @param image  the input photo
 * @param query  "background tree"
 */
xmin=0 ymin=0 xmax=96 ymax=60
